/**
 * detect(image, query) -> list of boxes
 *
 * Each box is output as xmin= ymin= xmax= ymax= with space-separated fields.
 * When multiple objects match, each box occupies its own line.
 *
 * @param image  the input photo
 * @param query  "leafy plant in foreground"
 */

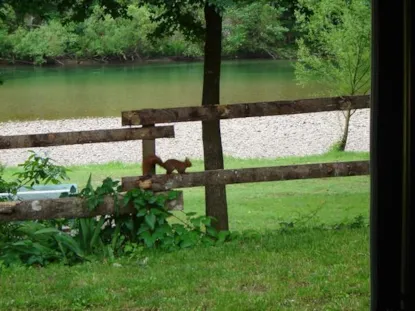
xmin=1 ymin=151 xmax=232 ymax=267
xmin=14 ymin=150 xmax=70 ymax=187
xmin=79 ymin=179 xmax=230 ymax=255
xmin=0 ymin=221 xmax=84 ymax=266
xmin=1 ymin=152 xmax=79 ymax=266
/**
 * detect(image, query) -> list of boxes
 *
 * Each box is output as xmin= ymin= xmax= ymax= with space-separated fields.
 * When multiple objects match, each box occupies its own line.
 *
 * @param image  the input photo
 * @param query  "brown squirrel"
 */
xmin=142 ymin=154 xmax=192 ymax=176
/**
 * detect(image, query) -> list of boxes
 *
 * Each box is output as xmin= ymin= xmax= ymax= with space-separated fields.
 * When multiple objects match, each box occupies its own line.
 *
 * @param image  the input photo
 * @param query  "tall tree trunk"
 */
xmin=201 ymin=2 xmax=229 ymax=231
xmin=338 ymin=108 xmax=352 ymax=151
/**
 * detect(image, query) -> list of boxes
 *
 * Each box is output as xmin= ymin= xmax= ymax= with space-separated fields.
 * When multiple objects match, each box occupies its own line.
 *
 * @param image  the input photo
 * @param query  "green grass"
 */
xmin=0 ymin=151 xmax=370 ymax=310
xmin=2 ymin=150 xmax=369 ymax=187
xmin=2 ymin=151 xmax=370 ymax=231
xmin=0 ymin=229 xmax=369 ymax=311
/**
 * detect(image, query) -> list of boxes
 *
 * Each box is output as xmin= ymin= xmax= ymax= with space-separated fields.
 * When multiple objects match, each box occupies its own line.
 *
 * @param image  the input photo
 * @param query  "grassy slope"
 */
xmin=0 ymin=152 xmax=370 ymax=310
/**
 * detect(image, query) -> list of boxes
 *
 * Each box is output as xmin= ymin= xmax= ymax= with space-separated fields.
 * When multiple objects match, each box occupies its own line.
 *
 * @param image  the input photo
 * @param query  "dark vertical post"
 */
xmin=201 ymin=2 xmax=229 ymax=231
xmin=371 ymin=0 xmax=414 ymax=310
xmin=370 ymin=0 xmax=404 ymax=309
xmin=136 ymin=123 xmax=157 ymax=238
xmin=401 ymin=0 xmax=414 ymax=309
xmin=142 ymin=124 xmax=156 ymax=174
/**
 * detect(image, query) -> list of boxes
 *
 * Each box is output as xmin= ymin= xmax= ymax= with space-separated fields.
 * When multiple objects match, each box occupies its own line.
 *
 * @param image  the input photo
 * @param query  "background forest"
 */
xmin=0 ymin=0 xmax=299 ymax=65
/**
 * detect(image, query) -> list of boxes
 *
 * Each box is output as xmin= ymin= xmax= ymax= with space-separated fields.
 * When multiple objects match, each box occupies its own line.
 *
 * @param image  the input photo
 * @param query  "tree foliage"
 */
xmin=223 ymin=2 xmax=288 ymax=58
xmin=0 ymin=1 xmax=295 ymax=64
xmin=0 ymin=0 xmax=128 ymax=22
xmin=73 ymin=5 xmax=155 ymax=60
xmin=8 ymin=20 xmax=76 ymax=64
xmin=294 ymin=0 xmax=371 ymax=96
xmin=294 ymin=0 xmax=371 ymax=152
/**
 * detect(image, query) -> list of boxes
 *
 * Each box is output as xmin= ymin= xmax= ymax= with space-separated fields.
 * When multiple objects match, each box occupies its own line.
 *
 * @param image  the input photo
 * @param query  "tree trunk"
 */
xmin=338 ymin=108 xmax=352 ymax=151
xmin=201 ymin=2 xmax=229 ymax=231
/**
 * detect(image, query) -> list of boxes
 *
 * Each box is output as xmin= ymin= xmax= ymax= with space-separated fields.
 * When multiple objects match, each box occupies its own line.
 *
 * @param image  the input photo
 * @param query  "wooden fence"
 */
xmin=0 ymin=191 xmax=183 ymax=221
xmin=121 ymin=95 xmax=369 ymax=125
xmin=0 ymin=122 xmax=182 ymax=220
xmin=0 ymin=95 xmax=370 ymax=223
xmin=0 ymin=126 xmax=174 ymax=149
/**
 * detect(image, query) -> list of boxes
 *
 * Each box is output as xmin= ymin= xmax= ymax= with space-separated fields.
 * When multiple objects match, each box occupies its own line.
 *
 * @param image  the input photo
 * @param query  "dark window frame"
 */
xmin=370 ymin=0 xmax=414 ymax=310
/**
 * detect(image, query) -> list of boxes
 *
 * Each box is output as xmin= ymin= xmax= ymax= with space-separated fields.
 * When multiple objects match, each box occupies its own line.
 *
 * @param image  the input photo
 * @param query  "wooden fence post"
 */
xmin=138 ymin=123 xmax=157 ymax=233
xmin=142 ymin=124 xmax=156 ymax=174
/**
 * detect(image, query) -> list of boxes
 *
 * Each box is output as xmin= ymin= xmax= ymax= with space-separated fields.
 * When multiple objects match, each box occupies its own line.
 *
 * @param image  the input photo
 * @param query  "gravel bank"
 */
xmin=0 ymin=109 xmax=370 ymax=167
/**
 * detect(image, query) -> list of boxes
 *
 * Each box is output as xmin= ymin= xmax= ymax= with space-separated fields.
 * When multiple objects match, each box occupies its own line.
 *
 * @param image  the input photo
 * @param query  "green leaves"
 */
xmin=1 ymin=151 xmax=70 ymax=201
xmin=294 ymin=0 xmax=371 ymax=97
xmin=8 ymin=20 xmax=77 ymax=65
xmin=75 ymin=217 xmax=106 ymax=256
xmin=0 ymin=221 xmax=85 ymax=266
xmin=0 ymin=1 xmax=299 ymax=64
xmin=144 ymin=213 xmax=156 ymax=230
xmin=79 ymin=175 xmax=120 ymax=212
xmin=1 ymin=0 xmax=129 ymax=22
xmin=144 ymin=0 xmax=205 ymax=41
xmin=293 ymin=0 xmax=370 ymax=150
xmin=223 ymin=2 xmax=288 ymax=58
xmin=1 ymin=152 xmax=237 ymax=268
xmin=13 ymin=150 xmax=70 ymax=187
xmin=121 ymin=186 xmax=232 ymax=251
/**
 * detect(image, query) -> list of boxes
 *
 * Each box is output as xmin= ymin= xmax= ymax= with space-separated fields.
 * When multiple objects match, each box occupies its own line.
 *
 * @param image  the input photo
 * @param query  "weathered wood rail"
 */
xmin=122 ymin=95 xmax=370 ymax=126
xmin=0 ymin=126 xmax=174 ymax=149
xmin=122 ymin=160 xmax=370 ymax=192
xmin=0 ymin=191 xmax=183 ymax=221
xmin=0 ymin=95 xmax=371 ymax=224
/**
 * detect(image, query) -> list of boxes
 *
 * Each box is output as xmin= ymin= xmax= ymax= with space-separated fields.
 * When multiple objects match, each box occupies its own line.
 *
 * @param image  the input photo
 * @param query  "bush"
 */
xmin=9 ymin=20 xmax=76 ymax=64
xmin=0 ymin=2 xmax=298 ymax=63
xmin=0 ymin=151 xmax=230 ymax=267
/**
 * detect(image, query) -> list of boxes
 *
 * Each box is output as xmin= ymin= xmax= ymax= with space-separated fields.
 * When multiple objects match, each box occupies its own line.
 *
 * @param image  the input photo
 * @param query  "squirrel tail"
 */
xmin=142 ymin=154 xmax=165 ymax=176
xmin=145 ymin=154 xmax=164 ymax=166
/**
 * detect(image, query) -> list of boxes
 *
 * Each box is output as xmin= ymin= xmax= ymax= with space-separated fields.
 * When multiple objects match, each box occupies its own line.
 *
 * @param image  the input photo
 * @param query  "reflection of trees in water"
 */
xmin=0 ymin=69 xmax=29 ymax=83
xmin=0 ymin=67 xmax=65 ymax=83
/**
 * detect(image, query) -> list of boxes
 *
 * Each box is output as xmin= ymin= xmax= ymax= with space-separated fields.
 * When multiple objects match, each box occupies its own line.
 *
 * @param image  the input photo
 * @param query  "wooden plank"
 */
xmin=0 ymin=191 xmax=183 ymax=221
xmin=142 ymin=124 xmax=156 ymax=174
xmin=0 ymin=126 xmax=174 ymax=149
xmin=121 ymin=95 xmax=370 ymax=126
xmin=121 ymin=160 xmax=370 ymax=191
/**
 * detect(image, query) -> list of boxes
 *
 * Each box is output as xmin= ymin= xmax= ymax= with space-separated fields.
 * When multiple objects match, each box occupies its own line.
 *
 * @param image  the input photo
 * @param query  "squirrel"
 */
xmin=142 ymin=154 xmax=192 ymax=176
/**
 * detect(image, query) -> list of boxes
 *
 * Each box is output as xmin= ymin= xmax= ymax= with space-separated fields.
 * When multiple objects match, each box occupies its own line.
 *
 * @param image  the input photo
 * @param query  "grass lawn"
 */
xmin=0 ymin=228 xmax=369 ymax=311
xmin=0 ymin=151 xmax=370 ymax=310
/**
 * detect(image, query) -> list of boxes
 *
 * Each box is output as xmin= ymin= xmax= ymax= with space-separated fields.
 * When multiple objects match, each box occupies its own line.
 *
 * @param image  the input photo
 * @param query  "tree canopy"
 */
xmin=0 ymin=0 xmax=297 ymax=65
xmin=294 ymin=0 xmax=371 ymax=152
xmin=294 ymin=0 xmax=371 ymax=96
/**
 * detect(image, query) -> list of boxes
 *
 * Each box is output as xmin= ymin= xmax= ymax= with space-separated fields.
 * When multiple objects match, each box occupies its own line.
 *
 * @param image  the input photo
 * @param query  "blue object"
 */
xmin=0 ymin=184 xmax=78 ymax=201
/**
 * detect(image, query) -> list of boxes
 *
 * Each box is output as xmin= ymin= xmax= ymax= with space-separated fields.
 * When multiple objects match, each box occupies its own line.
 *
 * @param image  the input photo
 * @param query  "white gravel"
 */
xmin=0 ymin=109 xmax=370 ymax=167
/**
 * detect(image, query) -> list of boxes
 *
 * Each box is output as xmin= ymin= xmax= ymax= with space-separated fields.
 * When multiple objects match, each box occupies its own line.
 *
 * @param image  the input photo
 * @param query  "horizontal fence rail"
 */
xmin=0 ymin=94 xmax=371 ymax=223
xmin=122 ymin=160 xmax=370 ymax=192
xmin=0 ymin=191 xmax=183 ymax=221
xmin=122 ymin=95 xmax=370 ymax=126
xmin=0 ymin=126 xmax=174 ymax=149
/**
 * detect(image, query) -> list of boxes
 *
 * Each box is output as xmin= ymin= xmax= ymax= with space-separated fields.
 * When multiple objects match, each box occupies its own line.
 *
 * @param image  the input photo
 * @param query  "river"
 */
xmin=0 ymin=60 xmax=319 ymax=122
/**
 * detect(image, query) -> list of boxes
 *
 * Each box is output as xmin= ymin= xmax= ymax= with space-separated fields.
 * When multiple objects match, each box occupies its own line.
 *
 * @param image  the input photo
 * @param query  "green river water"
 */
xmin=0 ymin=60 xmax=319 ymax=122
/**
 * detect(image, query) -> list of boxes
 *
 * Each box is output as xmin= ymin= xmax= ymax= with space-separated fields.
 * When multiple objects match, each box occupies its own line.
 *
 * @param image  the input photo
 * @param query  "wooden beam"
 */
xmin=142 ymin=124 xmax=156 ymax=174
xmin=0 ymin=126 xmax=174 ymax=149
xmin=121 ymin=160 xmax=370 ymax=191
xmin=0 ymin=191 xmax=183 ymax=221
xmin=121 ymin=95 xmax=370 ymax=126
